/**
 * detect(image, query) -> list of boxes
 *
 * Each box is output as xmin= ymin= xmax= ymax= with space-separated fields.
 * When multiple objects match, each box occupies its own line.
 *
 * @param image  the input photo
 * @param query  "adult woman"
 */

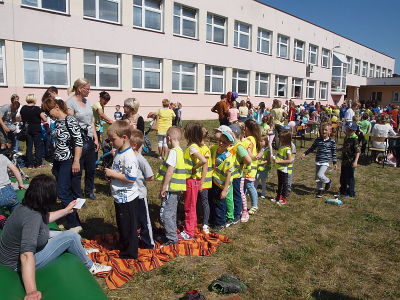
xmin=20 ymin=94 xmax=47 ymax=169
xmin=0 ymin=175 xmax=111 ymax=300
xmin=271 ymin=99 xmax=287 ymax=149
xmin=371 ymin=115 xmax=397 ymax=150
xmin=342 ymin=101 xmax=359 ymax=132
xmin=246 ymin=101 xmax=254 ymax=120
xmin=156 ymin=99 xmax=176 ymax=159
xmin=121 ymin=98 xmax=144 ymax=134
xmin=42 ymin=97 xmax=83 ymax=232
xmin=238 ymin=100 xmax=248 ymax=122
xmin=256 ymin=102 xmax=268 ymax=125
xmin=92 ymin=91 xmax=114 ymax=158
xmin=66 ymin=78 xmax=99 ymax=200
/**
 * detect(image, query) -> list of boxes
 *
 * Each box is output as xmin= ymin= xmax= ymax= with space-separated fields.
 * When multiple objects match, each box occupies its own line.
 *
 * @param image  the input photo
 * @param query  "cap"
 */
xmin=229 ymin=124 xmax=241 ymax=136
xmin=345 ymin=121 xmax=358 ymax=131
xmin=221 ymin=130 xmax=235 ymax=142
xmin=283 ymin=125 xmax=292 ymax=130
xmin=214 ymin=125 xmax=231 ymax=132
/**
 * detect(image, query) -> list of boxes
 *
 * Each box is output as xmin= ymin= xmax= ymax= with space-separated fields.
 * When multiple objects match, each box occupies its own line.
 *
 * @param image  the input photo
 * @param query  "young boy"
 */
xmin=155 ymin=126 xmax=186 ymax=247
xmin=340 ymin=121 xmax=361 ymax=198
xmin=358 ymin=113 xmax=372 ymax=155
xmin=114 ymin=105 xmax=122 ymax=121
xmin=105 ymin=121 xmax=139 ymax=259
xmin=283 ymin=125 xmax=297 ymax=196
xmin=130 ymin=129 xmax=155 ymax=249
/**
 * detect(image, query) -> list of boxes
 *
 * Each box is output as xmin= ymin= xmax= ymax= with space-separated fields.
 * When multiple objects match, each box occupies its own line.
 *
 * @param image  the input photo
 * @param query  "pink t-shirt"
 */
xmin=228 ymin=108 xmax=239 ymax=123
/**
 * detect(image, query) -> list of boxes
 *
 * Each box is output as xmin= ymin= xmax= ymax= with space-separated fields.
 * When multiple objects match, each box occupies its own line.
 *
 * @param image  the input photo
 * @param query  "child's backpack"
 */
xmin=142 ymin=133 xmax=152 ymax=155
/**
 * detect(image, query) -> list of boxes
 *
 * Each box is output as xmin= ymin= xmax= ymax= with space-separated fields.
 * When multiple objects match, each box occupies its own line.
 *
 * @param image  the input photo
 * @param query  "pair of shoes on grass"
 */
xmin=271 ymin=195 xmax=286 ymax=205
xmin=240 ymin=210 xmax=249 ymax=223
xmin=248 ymin=207 xmax=258 ymax=215
xmin=209 ymin=274 xmax=248 ymax=294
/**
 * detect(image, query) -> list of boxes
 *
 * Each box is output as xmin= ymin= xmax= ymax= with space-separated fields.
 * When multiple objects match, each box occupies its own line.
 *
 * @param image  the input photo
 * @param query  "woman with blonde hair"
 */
xmin=66 ymin=78 xmax=99 ymax=201
xmin=20 ymin=94 xmax=47 ymax=169
xmin=121 ymin=98 xmax=144 ymax=134
xmin=155 ymin=99 xmax=176 ymax=159
xmin=271 ymin=99 xmax=287 ymax=149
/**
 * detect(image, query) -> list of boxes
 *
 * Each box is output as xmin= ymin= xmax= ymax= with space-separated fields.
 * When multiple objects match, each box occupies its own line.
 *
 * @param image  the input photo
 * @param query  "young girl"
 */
xmin=236 ymin=121 xmax=250 ymax=222
xmin=254 ymin=135 xmax=270 ymax=199
xmin=271 ymin=130 xmax=293 ymax=205
xmin=243 ymin=119 xmax=261 ymax=214
xmin=262 ymin=114 xmax=275 ymax=154
xmin=238 ymin=100 xmax=248 ymax=122
xmin=228 ymin=101 xmax=239 ymax=125
xmin=181 ymin=122 xmax=206 ymax=240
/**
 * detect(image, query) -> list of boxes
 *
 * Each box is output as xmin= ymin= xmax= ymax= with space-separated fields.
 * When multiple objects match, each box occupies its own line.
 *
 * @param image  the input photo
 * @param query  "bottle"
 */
xmin=326 ymin=195 xmax=342 ymax=205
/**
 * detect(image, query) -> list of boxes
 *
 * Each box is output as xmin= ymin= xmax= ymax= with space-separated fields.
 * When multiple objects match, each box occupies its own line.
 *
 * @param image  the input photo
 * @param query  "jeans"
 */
xmin=137 ymin=197 xmax=154 ymax=249
xmin=160 ymin=192 xmax=179 ymax=243
xmin=232 ymin=177 xmax=242 ymax=220
xmin=254 ymin=175 xmax=267 ymax=197
xmin=340 ymin=164 xmax=355 ymax=197
xmin=244 ymin=179 xmax=258 ymax=208
xmin=71 ymin=140 xmax=96 ymax=198
xmin=0 ymin=185 xmax=19 ymax=213
xmin=52 ymin=159 xmax=81 ymax=229
xmin=198 ymin=189 xmax=210 ymax=226
xmin=209 ymin=183 xmax=227 ymax=226
xmin=315 ymin=165 xmax=330 ymax=190
xmin=183 ymin=178 xmax=200 ymax=237
xmin=33 ymin=230 xmax=93 ymax=270
xmin=274 ymin=124 xmax=284 ymax=149
xmin=26 ymin=131 xmax=42 ymax=167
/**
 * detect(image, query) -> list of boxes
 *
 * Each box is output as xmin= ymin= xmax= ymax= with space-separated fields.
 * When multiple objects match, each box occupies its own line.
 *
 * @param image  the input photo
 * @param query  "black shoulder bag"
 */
xmin=65 ymin=115 xmax=95 ymax=159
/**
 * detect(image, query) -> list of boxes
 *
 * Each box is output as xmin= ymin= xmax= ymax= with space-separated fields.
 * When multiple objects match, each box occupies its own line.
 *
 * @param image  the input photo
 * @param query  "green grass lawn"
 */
xmin=22 ymin=119 xmax=400 ymax=300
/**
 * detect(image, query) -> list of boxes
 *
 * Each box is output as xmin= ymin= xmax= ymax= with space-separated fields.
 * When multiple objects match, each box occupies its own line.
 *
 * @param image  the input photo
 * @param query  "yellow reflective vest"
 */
xmin=242 ymin=136 xmax=258 ymax=178
xmin=211 ymin=145 xmax=234 ymax=190
xmin=184 ymin=143 xmax=202 ymax=179
xmin=199 ymin=145 xmax=213 ymax=189
xmin=229 ymin=141 xmax=244 ymax=179
xmin=274 ymin=146 xmax=293 ymax=174
xmin=156 ymin=147 xmax=187 ymax=191
xmin=257 ymin=148 xmax=271 ymax=173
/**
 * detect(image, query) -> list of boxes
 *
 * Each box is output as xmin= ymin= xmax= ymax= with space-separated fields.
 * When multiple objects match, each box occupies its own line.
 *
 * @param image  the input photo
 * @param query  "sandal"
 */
xmin=248 ymin=207 xmax=258 ymax=215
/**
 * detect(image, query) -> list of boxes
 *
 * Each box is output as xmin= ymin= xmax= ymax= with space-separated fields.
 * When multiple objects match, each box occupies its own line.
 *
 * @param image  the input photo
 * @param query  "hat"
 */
xmin=229 ymin=124 xmax=241 ymax=136
xmin=214 ymin=125 xmax=230 ymax=132
xmin=345 ymin=121 xmax=358 ymax=131
xmin=283 ymin=125 xmax=292 ymax=130
xmin=221 ymin=130 xmax=235 ymax=142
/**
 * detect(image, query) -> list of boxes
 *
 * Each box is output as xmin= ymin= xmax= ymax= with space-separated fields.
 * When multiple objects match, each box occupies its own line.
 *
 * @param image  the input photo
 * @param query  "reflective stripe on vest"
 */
xmin=243 ymin=136 xmax=258 ymax=178
xmin=184 ymin=144 xmax=202 ymax=179
xmin=211 ymin=145 xmax=234 ymax=190
xmin=229 ymin=142 xmax=244 ymax=179
xmin=199 ymin=145 xmax=213 ymax=189
xmin=156 ymin=147 xmax=187 ymax=191
xmin=258 ymin=148 xmax=271 ymax=172
xmin=274 ymin=146 xmax=293 ymax=174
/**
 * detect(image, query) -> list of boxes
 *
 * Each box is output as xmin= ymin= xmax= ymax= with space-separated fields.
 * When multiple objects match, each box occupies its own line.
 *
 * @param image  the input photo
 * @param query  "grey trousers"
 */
xmin=315 ymin=165 xmax=330 ymax=190
xmin=160 ymin=192 xmax=180 ymax=243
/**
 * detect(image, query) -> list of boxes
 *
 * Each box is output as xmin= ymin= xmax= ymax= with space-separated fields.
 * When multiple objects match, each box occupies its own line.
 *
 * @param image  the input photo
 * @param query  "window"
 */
xmin=293 ymin=39 xmax=304 ymax=62
xmin=206 ymin=13 xmax=226 ymax=44
xmin=369 ymin=64 xmax=375 ymax=78
xmin=232 ymin=70 xmax=249 ymax=95
xmin=0 ymin=41 xmax=5 ymax=86
xmin=234 ymin=21 xmax=251 ymax=50
xmin=308 ymin=44 xmax=318 ymax=65
xmin=23 ymin=44 xmax=69 ymax=87
xmin=257 ymin=28 xmax=271 ymax=55
xmin=370 ymin=91 xmax=382 ymax=102
xmin=84 ymin=51 xmax=120 ymax=89
xmin=319 ymin=82 xmax=328 ymax=100
xmin=173 ymin=4 xmax=197 ymax=39
xmin=376 ymin=66 xmax=381 ymax=78
xmin=172 ymin=61 xmax=196 ymax=92
xmin=21 ymin=0 xmax=67 ymax=13
xmin=205 ymin=66 xmax=224 ymax=94
xmin=274 ymin=75 xmax=287 ymax=97
xmin=346 ymin=56 xmax=352 ymax=74
xmin=306 ymin=80 xmax=316 ymax=99
xmin=291 ymin=78 xmax=302 ymax=98
xmin=321 ymin=48 xmax=330 ymax=68
xmin=362 ymin=61 xmax=368 ymax=77
xmin=132 ymin=56 xmax=162 ymax=91
xmin=255 ymin=73 xmax=269 ymax=97
xmin=84 ymin=0 xmax=120 ymax=23
xmin=133 ymin=0 xmax=162 ymax=31
xmin=382 ymin=68 xmax=386 ymax=77
xmin=354 ymin=59 xmax=360 ymax=75
xmin=331 ymin=53 xmax=347 ymax=94
xmin=393 ymin=91 xmax=399 ymax=103
xmin=388 ymin=69 xmax=392 ymax=77
xmin=276 ymin=34 xmax=289 ymax=59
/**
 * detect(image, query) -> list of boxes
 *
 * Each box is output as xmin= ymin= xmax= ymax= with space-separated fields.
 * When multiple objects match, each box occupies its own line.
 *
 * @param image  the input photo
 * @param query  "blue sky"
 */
xmin=259 ymin=0 xmax=399 ymax=74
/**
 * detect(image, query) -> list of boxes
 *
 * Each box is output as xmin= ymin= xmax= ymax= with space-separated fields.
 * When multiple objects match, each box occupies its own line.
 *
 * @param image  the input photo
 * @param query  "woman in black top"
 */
xmin=20 ymin=94 xmax=47 ymax=169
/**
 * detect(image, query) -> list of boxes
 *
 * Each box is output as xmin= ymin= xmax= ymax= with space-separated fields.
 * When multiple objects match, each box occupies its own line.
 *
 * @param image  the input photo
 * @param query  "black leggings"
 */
xmin=277 ymin=170 xmax=289 ymax=199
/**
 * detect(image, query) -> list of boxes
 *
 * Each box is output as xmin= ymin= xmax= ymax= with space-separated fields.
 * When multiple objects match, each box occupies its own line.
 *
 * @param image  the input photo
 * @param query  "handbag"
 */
xmin=151 ymin=114 xmax=159 ymax=131
xmin=17 ymin=106 xmax=35 ymax=142
xmin=65 ymin=115 xmax=95 ymax=159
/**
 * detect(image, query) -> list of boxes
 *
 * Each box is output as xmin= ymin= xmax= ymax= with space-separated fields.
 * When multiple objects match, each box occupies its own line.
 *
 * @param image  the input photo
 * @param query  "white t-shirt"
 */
xmin=163 ymin=147 xmax=180 ymax=192
xmin=342 ymin=108 xmax=354 ymax=131
xmin=110 ymin=147 xmax=139 ymax=203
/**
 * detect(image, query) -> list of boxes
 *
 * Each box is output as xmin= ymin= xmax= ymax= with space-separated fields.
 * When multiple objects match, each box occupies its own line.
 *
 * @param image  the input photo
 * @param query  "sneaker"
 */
xmin=225 ymin=220 xmax=233 ymax=228
xmin=232 ymin=215 xmax=241 ymax=225
xmin=69 ymin=226 xmax=83 ymax=233
xmin=209 ymin=280 xmax=243 ymax=294
xmin=158 ymin=156 xmax=163 ymax=160
xmin=178 ymin=230 xmax=193 ymax=240
xmin=27 ymin=166 xmax=33 ymax=170
xmin=248 ymin=207 xmax=258 ymax=215
xmin=271 ymin=195 xmax=281 ymax=203
xmin=202 ymin=224 xmax=210 ymax=234
xmin=277 ymin=198 xmax=287 ymax=205
xmin=85 ymin=248 xmax=100 ymax=255
xmin=36 ymin=165 xmax=44 ymax=169
xmin=211 ymin=225 xmax=225 ymax=233
xmin=87 ymin=193 xmax=97 ymax=200
xmin=16 ymin=152 xmax=23 ymax=156
xmin=89 ymin=262 xmax=112 ymax=275
xmin=260 ymin=195 xmax=266 ymax=199
xmin=219 ymin=274 xmax=248 ymax=293
xmin=160 ymin=240 xmax=176 ymax=249
xmin=240 ymin=210 xmax=249 ymax=223
xmin=316 ymin=190 xmax=324 ymax=198
xmin=325 ymin=180 xmax=332 ymax=191
xmin=184 ymin=290 xmax=205 ymax=300
xmin=156 ymin=235 xmax=168 ymax=243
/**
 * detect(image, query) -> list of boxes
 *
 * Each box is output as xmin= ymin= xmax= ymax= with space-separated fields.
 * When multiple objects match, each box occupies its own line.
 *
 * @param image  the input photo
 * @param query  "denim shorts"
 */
xmin=0 ymin=184 xmax=19 ymax=212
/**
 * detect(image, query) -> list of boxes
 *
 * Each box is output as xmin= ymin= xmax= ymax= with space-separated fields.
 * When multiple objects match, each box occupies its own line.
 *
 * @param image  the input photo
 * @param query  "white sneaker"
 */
xmin=89 ymin=262 xmax=112 ymax=275
xmin=69 ymin=226 xmax=83 ymax=233
xmin=85 ymin=248 xmax=99 ymax=255
xmin=203 ymin=224 xmax=210 ymax=234
xmin=260 ymin=195 xmax=266 ymax=199
xmin=16 ymin=152 xmax=23 ymax=155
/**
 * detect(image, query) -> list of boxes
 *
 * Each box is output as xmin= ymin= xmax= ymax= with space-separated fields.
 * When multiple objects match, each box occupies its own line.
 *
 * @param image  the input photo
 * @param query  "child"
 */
xmin=155 ymin=126 xmax=186 ymax=247
xmin=283 ymin=125 xmax=297 ymax=196
xmin=177 ymin=103 xmax=183 ymax=128
xmin=209 ymin=130 xmax=235 ymax=232
xmin=300 ymin=123 xmax=337 ymax=198
xmin=271 ymin=130 xmax=293 ymax=205
xmin=180 ymin=122 xmax=206 ymax=240
xmin=254 ymin=135 xmax=270 ymax=199
xmin=105 ymin=121 xmax=139 ymax=259
xmin=130 ymin=129 xmax=155 ymax=249
xmin=228 ymin=101 xmax=239 ymax=125
xmin=340 ymin=121 xmax=361 ymax=198
xmin=358 ymin=113 xmax=371 ymax=155
xmin=114 ymin=105 xmax=122 ymax=121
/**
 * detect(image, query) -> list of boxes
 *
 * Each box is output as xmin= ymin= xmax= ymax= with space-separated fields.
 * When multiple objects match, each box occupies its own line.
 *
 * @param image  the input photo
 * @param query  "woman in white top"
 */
xmin=371 ymin=115 xmax=397 ymax=148
xmin=238 ymin=100 xmax=248 ymax=122
xmin=342 ymin=101 xmax=359 ymax=132
xmin=256 ymin=102 xmax=268 ymax=125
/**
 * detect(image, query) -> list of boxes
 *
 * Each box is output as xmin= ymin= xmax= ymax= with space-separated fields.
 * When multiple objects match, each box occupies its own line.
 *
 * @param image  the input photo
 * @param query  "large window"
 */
xmin=319 ymin=82 xmax=328 ymax=100
xmin=369 ymin=64 xmax=375 ymax=78
xmin=321 ymin=48 xmax=330 ymax=68
xmin=274 ymin=75 xmax=287 ymax=97
xmin=306 ymin=80 xmax=316 ymax=99
xmin=370 ymin=91 xmax=382 ymax=102
xmin=255 ymin=73 xmax=269 ymax=97
xmin=354 ymin=59 xmax=360 ymax=75
xmin=234 ymin=21 xmax=251 ymax=50
xmin=308 ymin=44 xmax=318 ymax=65
xmin=346 ymin=56 xmax=353 ymax=74
xmin=276 ymin=35 xmax=289 ymax=59
xmin=291 ymin=78 xmax=302 ymax=98
xmin=173 ymin=4 xmax=197 ymax=39
xmin=84 ymin=0 xmax=120 ymax=23
xmin=232 ymin=70 xmax=249 ymax=95
xmin=388 ymin=69 xmax=392 ymax=77
xmin=331 ymin=53 xmax=347 ymax=94
xmin=132 ymin=56 xmax=162 ymax=91
xmin=23 ymin=44 xmax=69 ymax=87
xmin=84 ymin=51 xmax=120 ymax=89
xmin=293 ymin=40 xmax=304 ymax=62
xmin=0 ymin=41 xmax=5 ymax=86
xmin=392 ymin=91 xmax=399 ymax=103
xmin=206 ymin=13 xmax=226 ymax=44
xmin=382 ymin=68 xmax=386 ymax=77
xmin=257 ymin=28 xmax=271 ymax=55
xmin=133 ymin=0 xmax=162 ymax=31
xmin=376 ymin=66 xmax=381 ymax=78
xmin=172 ymin=61 xmax=196 ymax=92
xmin=22 ymin=0 xmax=67 ymax=13
xmin=362 ymin=61 xmax=368 ymax=77
xmin=205 ymin=66 xmax=224 ymax=94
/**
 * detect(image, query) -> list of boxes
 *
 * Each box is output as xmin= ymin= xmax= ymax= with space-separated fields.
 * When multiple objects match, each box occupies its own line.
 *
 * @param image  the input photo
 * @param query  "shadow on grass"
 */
xmin=311 ymin=289 xmax=360 ymax=300
xmin=80 ymin=217 xmax=118 ymax=239
xmin=291 ymin=184 xmax=315 ymax=195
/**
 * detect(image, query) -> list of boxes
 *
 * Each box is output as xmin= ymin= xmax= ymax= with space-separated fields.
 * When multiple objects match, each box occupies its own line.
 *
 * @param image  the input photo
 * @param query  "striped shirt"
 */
xmin=304 ymin=137 xmax=337 ymax=165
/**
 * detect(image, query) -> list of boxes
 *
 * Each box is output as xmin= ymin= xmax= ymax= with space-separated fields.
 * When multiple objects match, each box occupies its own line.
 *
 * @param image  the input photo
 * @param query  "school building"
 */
xmin=0 ymin=0 xmax=397 ymax=119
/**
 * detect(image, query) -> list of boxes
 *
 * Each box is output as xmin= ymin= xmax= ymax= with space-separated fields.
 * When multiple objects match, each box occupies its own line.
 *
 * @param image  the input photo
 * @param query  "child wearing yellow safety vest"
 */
xmin=156 ymin=127 xmax=186 ymax=247
xmin=271 ymin=130 xmax=293 ymax=205
xmin=254 ymin=135 xmax=271 ymax=199
xmin=209 ymin=130 xmax=235 ymax=232
xmin=180 ymin=122 xmax=206 ymax=240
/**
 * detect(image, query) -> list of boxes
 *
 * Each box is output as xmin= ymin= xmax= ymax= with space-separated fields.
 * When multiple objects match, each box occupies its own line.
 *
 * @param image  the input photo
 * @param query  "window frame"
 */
xmin=257 ymin=28 xmax=272 ymax=55
xmin=369 ymin=64 xmax=375 ymax=78
xmin=206 ymin=13 xmax=226 ymax=45
xmin=21 ymin=0 xmax=69 ymax=14
xmin=308 ymin=44 xmax=318 ymax=66
xmin=205 ymin=65 xmax=225 ymax=94
xmin=0 ymin=40 xmax=6 ymax=86
xmin=346 ymin=56 xmax=353 ymax=74
xmin=172 ymin=61 xmax=197 ymax=93
xmin=392 ymin=91 xmax=400 ymax=103
xmin=382 ymin=68 xmax=386 ymax=77
xmin=362 ymin=61 xmax=368 ymax=77
xmin=23 ymin=44 xmax=70 ymax=88
xmin=321 ymin=48 xmax=330 ymax=68
xmin=376 ymin=66 xmax=381 ymax=78
xmin=173 ymin=3 xmax=198 ymax=39
xmin=306 ymin=80 xmax=316 ymax=99
xmin=133 ymin=0 xmax=163 ymax=32
xmin=291 ymin=77 xmax=303 ymax=98
xmin=276 ymin=34 xmax=289 ymax=59
xmin=274 ymin=75 xmax=287 ymax=98
xmin=84 ymin=50 xmax=121 ymax=90
xmin=232 ymin=69 xmax=249 ymax=96
xmin=293 ymin=39 xmax=305 ymax=63
xmin=370 ymin=91 xmax=382 ymax=102
xmin=354 ymin=59 xmax=360 ymax=76
xmin=331 ymin=54 xmax=347 ymax=94
xmin=255 ymin=72 xmax=270 ymax=97
xmin=234 ymin=21 xmax=251 ymax=51
xmin=132 ymin=55 xmax=163 ymax=91
xmin=388 ymin=69 xmax=392 ymax=77
xmin=319 ymin=81 xmax=328 ymax=100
